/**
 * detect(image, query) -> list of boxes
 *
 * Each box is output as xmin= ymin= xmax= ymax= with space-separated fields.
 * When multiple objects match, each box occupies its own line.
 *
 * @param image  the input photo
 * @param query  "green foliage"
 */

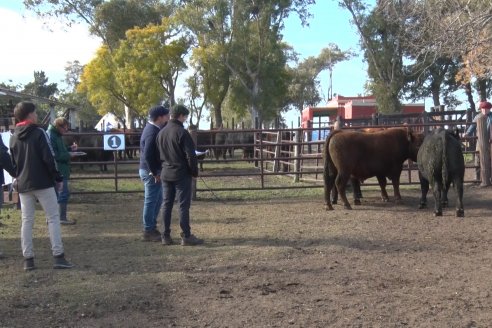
xmin=93 ymin=0 xmax=172 ymax=48
xmin=287 ymin=44 xmax=352 ymax=115
xmin=22 ymin=71 xmax=58 ymax=98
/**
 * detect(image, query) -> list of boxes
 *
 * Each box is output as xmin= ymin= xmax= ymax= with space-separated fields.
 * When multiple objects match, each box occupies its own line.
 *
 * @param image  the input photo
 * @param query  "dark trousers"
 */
xmin=161 ymin=175 xmax=192 ymax=237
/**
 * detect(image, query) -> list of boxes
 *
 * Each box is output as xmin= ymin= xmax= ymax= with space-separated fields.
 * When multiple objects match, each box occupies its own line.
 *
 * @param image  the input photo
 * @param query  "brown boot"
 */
xmin=142 ymin=229 xmax=162 ymax=242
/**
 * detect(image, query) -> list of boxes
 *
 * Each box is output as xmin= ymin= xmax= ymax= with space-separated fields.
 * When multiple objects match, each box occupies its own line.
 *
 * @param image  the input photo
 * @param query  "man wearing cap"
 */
xmin=466 ymin=101 xmax=492 ymax=186
xmin=156 ymin=104 xmax=203 ymax=246
xmin=139 ymin=105 xmax=170 ymax=241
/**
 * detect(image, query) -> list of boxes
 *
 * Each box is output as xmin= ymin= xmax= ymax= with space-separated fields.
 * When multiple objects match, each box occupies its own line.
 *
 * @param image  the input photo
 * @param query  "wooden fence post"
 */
xmin=294 ymin=128 xmax=302 ymax=182
xmin=190 ymin=129 xmax=198 ymax=200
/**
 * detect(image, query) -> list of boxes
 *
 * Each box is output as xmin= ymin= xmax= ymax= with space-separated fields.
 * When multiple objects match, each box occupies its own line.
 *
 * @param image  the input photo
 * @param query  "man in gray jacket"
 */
xmin=156 ymin=104 xmax=203 ymax=246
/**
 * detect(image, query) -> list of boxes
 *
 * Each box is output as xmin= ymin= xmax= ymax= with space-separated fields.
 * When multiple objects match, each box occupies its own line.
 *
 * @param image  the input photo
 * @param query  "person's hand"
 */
xmin=56 ymin=181 xmax=63 ymax=192
xmin=154 ymin=175 xmax=161 ymax=184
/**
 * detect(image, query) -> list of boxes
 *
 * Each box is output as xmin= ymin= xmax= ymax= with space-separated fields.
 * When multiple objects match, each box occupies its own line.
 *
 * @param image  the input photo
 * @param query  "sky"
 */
xmin=0 ymin=1 xmax=368 ymax=125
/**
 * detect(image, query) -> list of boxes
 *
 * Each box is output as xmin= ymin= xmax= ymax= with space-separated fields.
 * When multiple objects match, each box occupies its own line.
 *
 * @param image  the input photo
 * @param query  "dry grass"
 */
xmin=1 ymin=184 xmax=491 ymax=327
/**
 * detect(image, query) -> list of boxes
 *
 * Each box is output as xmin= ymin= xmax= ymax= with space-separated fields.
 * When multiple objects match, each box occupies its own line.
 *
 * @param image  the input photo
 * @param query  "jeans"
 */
xmin=139 ymin=169 xmax=163 ymax=231
xmin=19 ymin=187 xmax=64 ymax=258
xmin=56 ymin=178 xmax=70 ymax=204
xmin=161 ymin=175 xmax=192 ymax=237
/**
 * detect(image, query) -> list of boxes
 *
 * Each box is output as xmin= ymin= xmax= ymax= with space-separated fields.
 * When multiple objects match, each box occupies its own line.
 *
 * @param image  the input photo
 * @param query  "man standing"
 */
xmin=466 ymin=101 xmax=492 ymax=186
xmin=156 ymin=104 xmax=203 ymax=246
xmin=9 ymin=101 xmax=73 ymax=271
xmin=47 ymin=117 xmax=77 ymax=225
xmin=139 ymin=105 xmax=170 ymax=242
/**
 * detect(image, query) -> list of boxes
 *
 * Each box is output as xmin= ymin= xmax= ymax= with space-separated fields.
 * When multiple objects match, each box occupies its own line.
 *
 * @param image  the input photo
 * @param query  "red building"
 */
xmin=302 ymin=95 xmax=424 ymax=128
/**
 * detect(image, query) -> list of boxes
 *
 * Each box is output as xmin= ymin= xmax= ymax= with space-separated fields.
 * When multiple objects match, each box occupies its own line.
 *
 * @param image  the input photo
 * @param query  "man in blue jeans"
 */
xmin=139 ymin=105 xmax=170 ymax=241
xmin=156 ymin=104 xmax=203 ymax=246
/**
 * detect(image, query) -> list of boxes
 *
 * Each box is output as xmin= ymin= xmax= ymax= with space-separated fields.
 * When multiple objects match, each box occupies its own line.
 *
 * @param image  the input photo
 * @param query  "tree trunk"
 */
xmin=465 ymin=82 xmax=476 ymax=112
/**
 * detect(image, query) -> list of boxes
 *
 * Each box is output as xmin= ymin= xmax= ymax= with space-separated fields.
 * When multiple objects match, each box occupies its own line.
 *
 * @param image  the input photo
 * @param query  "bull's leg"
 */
xmin=441 ymin=180 xmax=451 ymax=208
xmin=418 ymin=173 xmax=429 ymax=209
xmin=336 ymin=173 xmax=351 ymax=210
xmin=352 ymin=179 xmax=362 ymax=205
xmin=377 ymin=176 xmax=390 ymax=202
xmin=331 ymin=187 xmax=338 ymax=204
xmin=323 ymin=171 xmax=336 ymax=211
xmin=432 ymin=181 xmax=443 ymax=216
xmin=455 ymin=178 xmax=465 ymax=217
xmin=390 ymin=176 xmax=402 ymax=202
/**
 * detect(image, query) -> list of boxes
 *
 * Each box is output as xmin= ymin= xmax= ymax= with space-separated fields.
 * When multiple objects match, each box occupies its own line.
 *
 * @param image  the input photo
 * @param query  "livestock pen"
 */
xmin=60 ymin=110 xmax=480 ymax=199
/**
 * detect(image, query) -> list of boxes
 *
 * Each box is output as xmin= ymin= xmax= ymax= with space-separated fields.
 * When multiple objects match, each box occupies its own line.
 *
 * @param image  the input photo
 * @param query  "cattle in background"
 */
xmin=64 ymin=132 xmax=112 ymax=172
xmin=417 ymin=128 xmax=465 ymax=217
xmin=196 ymin=130 xmax=215 ymax=171
xmin=323 ymin=128 xmax=424 ymax=210
xmin=109 ymin=128 xmax=141 ymax=160
xmin=214 ymin=128 xmax=230 ymax=160
xmin=225 ymin=131 xmax=255 ymax=161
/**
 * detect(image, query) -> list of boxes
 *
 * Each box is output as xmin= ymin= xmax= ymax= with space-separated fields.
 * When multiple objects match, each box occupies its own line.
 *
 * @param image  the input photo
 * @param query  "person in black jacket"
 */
xmin=156 ymin=104 xmax=203 ymax=246
xmin=139 ymin=105 xmax=169 ymax=242
xmin=9 ymin=101 xmax=73 ymax=271
xmin=0 ymin=136 xmax=16 ymax=258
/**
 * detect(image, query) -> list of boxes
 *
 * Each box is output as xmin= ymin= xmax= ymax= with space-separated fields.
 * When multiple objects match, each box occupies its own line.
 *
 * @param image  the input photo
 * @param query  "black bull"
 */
xmin=323 ymin=128 xmax=424 ymax=210
xmin=417 ymin=128 xmax=465 ymax=217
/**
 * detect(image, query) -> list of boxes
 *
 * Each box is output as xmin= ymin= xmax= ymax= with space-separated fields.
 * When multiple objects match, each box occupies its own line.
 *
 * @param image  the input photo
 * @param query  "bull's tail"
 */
xmin=441 ymin=132 xmax=449 ymax=188
xmin=323 ymin=130 xmax=343 ymax=208
xmin=323 ymin=130 xmax=343 ymax=179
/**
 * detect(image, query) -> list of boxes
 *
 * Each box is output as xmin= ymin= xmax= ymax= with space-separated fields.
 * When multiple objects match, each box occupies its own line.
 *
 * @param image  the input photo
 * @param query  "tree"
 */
xmin=404 ymin=56 xmax=462 ymax=110
xmin=79 ymin=19 xmax=190 ymax=123
xmin=373 ymin=0 xmax=492 ymax=109
xmin=340 ymin=0 xmax=407 ymax=113
xmin=22 ymin=71 xmax=58 ymax=98
xmin=287 ymin=44 xmax=352 ymax=116
xmin=184 ymin=73 xmax=207 ymax=129
xmin=59 ymin=61 xmax=101 ymax=128
xmin=93 ymin=0 xmax=173 ymax=49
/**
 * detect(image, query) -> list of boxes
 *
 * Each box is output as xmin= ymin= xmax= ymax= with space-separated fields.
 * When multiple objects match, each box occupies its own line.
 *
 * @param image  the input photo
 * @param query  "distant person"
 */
xmin=466 ymin=101 xmax=492 ymax=186
xmin=9 ymin=101 xmax=73 ymax=271
xmin=0 ymin=136 xmax=16 ymax=259
xmin=139 ymin=105 xmax=170 ymax=242
xmin=333 ymin=115 xmax=342 ymax=131
xmin=156 ymin=104 xmax=203 ymax=246
xmin=47 ymin=117 xmax=78 ymax=225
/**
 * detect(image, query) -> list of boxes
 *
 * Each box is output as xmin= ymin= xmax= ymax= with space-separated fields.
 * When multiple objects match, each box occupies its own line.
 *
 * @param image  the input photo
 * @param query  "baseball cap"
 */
xmin=149 ymin=105 xmax=170 ymax=120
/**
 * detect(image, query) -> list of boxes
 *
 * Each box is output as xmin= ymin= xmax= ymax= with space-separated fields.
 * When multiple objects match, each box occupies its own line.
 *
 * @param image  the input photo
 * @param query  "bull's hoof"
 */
xmin=434 ymin=211 xmax=443 ymax=217
xmin=331 ymin=199 xmax=337 ymax=205
xmin=441 ymin=201 xmax=448 ymax=208
xmin=343 ymin=204 xmax=352 ymax=210
xmin=381 ymin=198 xmax=389 ymax=203
xmin=354 ymin=199 xmax=361 ymax=205
xmin=456 ymin=209 xmax=464 ymax=218
xmin=418 ymin=203 xmax=427 ymax=209
xmin=325 ymin=204 xmax=334 ymax=211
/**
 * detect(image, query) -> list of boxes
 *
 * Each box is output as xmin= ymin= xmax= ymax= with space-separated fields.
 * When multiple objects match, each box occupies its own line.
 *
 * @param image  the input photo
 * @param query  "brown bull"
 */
xmin=323 ymin=128 xmax=424 ymax=210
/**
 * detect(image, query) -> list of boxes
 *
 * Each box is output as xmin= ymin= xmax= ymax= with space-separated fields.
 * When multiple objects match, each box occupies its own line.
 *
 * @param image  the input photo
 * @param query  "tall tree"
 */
xmin=340 ymin=0 xmax=406 ymax=113
xmin=287 ymin=44 xmax=352 ymax=116
xmin=78 ymin=19 xmax=190 ymax=122
xmin=22 ymin=71 xmax=58 ymax=98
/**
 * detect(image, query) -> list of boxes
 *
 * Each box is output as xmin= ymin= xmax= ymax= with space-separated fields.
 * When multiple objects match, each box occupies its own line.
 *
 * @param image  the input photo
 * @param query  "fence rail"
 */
xmin=66 ymin=112 xmax=480 ymax=197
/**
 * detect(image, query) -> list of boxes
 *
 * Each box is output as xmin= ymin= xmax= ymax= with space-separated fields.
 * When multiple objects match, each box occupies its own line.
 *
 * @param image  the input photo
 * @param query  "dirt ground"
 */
xmin=0 ymin=183 xmax=491 ymax=327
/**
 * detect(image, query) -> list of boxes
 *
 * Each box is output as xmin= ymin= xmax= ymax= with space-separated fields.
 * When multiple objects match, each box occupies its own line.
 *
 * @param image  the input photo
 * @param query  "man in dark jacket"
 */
xmin=139 ymin=105 xmax=169 ymax=242
xmin=47 ymin=117 xmax=77 ymax=225
xmin=9 ymin=101 xmax=73 ymax=271
xmin=0 ymin=136 xmax=16 ymax=258
xmin=156 ymin=104 xmax=203 ymax=246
